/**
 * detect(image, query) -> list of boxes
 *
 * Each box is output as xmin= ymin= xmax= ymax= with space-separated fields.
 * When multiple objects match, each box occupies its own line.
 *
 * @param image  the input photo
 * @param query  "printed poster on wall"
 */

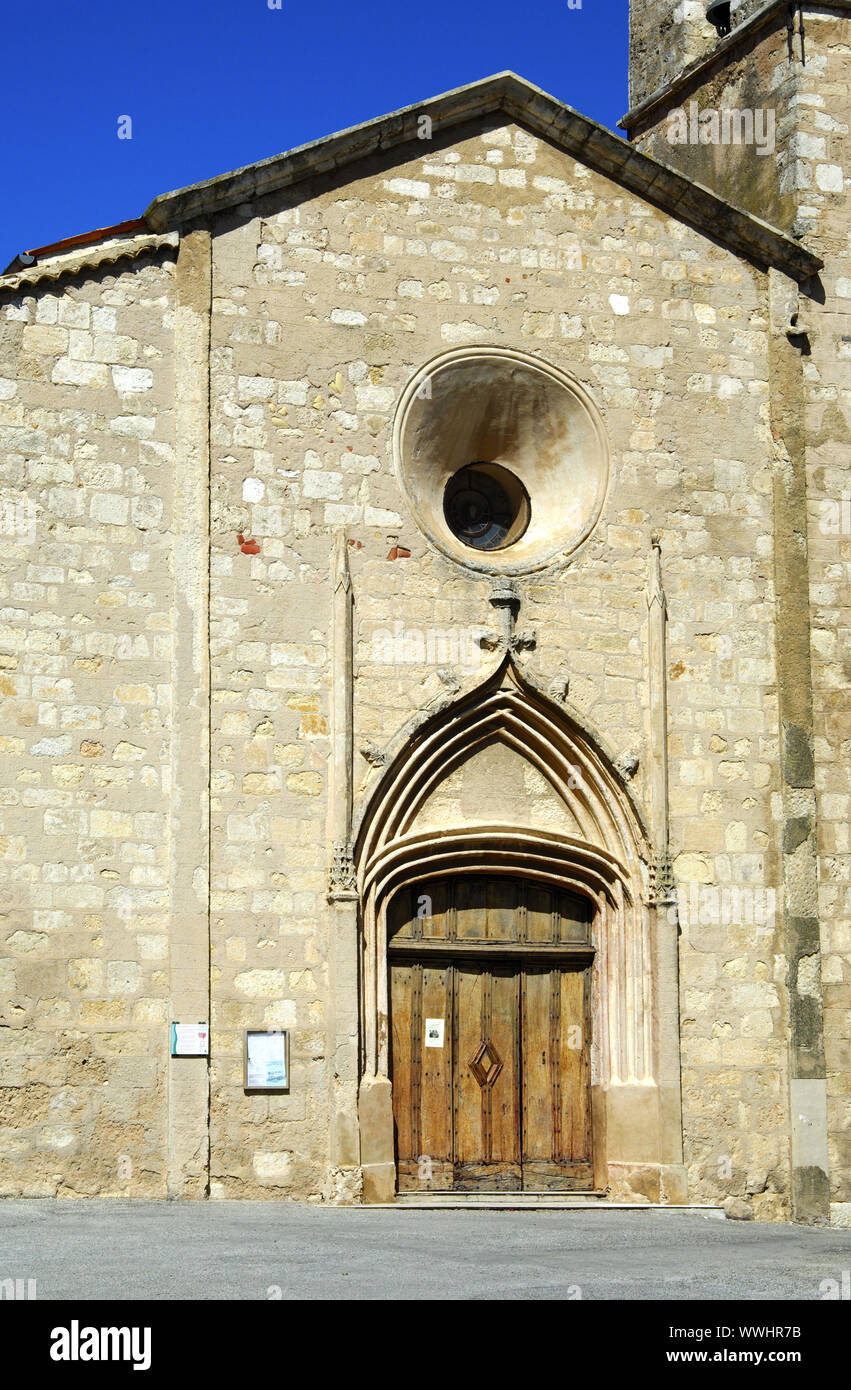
xmin=245 ymin=1030 xmax=289 ymax=1090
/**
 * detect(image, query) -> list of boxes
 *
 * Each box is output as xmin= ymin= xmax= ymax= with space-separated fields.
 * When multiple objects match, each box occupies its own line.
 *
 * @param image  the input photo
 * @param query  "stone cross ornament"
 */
xmin=477 ymin=579 xmax=537 ymax=655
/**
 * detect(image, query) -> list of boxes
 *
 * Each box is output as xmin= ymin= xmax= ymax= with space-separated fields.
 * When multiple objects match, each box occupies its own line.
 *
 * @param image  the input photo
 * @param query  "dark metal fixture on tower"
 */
xmin=706 ymin=0 xmax=731 ymax=35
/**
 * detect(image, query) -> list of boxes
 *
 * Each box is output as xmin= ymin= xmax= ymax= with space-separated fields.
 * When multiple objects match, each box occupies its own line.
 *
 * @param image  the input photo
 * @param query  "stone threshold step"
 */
xmin=380 ymin=1197 xmax=726 ymax=1214
xmin=397 ymin=1189 xmax=608 ymax=1200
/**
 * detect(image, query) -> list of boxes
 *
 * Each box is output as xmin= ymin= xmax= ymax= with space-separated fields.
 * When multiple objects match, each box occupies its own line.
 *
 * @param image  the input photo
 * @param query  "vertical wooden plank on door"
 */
xmin=419 ymin=877 xmax=449 ymax=940
xmin=454 ymin=957 xmax=521 ymax=1190
xmin=387 ymin=886 xmax=413 ymax=944
xmin=453 ymin=960 xmax=485 ymax=1187
xmin=455 ymin=876 xmax=487 ymax=940
xmin=419 ymin=961 xmax=453 ymax=1188
xmin=390 ymin=958 xmax=415 ymax=1190
xmin=487 ymin=875 xmax=517 ymax=941
xmin=488 ymin=963 xmax=522 ymax=1184
xmin=557 ymin=965 xmax=593 ymax=1183
xmin=560 ymin=888 xmax=592 ymax=943
xmin=521 ymin=965 xmax=555 ymax=1188
xmin=526 ymin=883 xmax=555 ymax=942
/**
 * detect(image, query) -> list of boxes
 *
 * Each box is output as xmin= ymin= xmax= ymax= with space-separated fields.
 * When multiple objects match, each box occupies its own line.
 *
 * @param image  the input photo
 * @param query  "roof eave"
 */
xmin=143 ymin=71 xmax=517 ymax=231
xmin=142 ymin=70 xmax=821 ymax=283
xmin=0 ymin=232 xmax=179 ymax=294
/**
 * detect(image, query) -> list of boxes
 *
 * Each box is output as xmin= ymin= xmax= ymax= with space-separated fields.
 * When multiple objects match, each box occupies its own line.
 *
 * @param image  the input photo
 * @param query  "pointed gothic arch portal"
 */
xmin=354 ymin=658 xmax=687 ymax=1204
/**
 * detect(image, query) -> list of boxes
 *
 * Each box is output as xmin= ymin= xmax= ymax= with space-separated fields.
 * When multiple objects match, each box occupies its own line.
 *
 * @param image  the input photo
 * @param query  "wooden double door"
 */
xmin=389 ymin=875 xmax=594 ymax=1192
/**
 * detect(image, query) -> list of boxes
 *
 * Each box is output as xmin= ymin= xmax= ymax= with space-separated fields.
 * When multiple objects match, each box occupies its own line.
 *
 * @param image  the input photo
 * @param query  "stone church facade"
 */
xmin=0 ymin=1 xmax=848 ymax=1222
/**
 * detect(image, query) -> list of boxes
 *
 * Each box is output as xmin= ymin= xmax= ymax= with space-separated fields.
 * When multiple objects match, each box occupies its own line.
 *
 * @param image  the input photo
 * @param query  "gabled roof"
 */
xmin=144 ymin=71 xmax=820 ymax=283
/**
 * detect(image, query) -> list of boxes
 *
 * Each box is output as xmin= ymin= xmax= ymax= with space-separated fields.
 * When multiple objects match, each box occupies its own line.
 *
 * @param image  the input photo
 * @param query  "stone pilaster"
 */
xmin=769 ymin=267 xmax=830 ymax=1224
xmin=326 ymin=531 xmax=360 ymax=1196
xmin=645 ymin=535 xmax=687 ymax=1196
xmin=646 ymin=535 xmax=676 ymax=907
xmin=167 ymin=228 xmax=212 ymax=1197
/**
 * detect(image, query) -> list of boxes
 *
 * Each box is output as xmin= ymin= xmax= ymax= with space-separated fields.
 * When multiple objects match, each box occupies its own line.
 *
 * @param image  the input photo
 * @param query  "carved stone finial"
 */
xmin=332 ymin=528 xmax=352 ymax=593
xmin=489 ymin=578 xmax=520 ymax=611
xmin=646 ymin=534 xmax=666 ymax=612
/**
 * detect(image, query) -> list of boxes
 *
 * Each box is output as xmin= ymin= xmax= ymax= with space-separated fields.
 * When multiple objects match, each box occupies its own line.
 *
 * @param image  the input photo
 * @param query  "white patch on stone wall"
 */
xmin=797 ymin=953 xmax=821 ymax=999
xmin=253 ymin=1151 xmax=293 ymax=1180
xmin=330 ymin=308 xmax=365 ymax=327
xmin=815 ymin=164 xmax=844 ymax=191
xmin=242 ymin=477 xmax=265 ymax=503
xmin=383 ymin=178 xmax=430 ymax=198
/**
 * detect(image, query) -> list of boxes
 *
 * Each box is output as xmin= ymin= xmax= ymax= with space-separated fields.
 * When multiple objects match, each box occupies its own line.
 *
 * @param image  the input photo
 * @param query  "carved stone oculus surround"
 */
xmin=393 ymin=346 xmax=610 ymax=575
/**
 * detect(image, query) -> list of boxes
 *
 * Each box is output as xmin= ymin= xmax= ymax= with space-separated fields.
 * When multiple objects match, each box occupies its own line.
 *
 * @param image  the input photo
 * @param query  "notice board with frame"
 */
xmin=244 ymin=1029 xmax=290 ymax=1092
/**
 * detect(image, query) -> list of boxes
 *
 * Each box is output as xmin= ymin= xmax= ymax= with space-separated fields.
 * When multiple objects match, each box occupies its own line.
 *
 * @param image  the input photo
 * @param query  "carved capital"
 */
xmin=328 ymin=841 xmax=358 ymax=900
xmin=651 ymin=850 xmax=678 ymax=909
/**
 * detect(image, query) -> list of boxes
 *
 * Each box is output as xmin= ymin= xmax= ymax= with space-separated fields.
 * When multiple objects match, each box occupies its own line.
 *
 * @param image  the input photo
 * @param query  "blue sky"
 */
xmin=2 ymin=0 xmax=629 ymax=265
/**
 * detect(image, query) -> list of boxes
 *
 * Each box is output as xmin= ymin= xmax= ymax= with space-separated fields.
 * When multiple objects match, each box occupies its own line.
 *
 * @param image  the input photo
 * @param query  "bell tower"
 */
xmin=627 ymin=0 xmax=767 ymax=110
xmin=625 ymin=0 xmax=849 ymax=1234
xmin=622 ymin=0 xmax=826 ymax=230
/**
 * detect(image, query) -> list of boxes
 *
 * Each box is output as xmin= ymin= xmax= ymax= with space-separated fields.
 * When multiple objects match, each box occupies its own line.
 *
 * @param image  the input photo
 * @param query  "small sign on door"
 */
xmin=424 ymin=1018 xmax=445 ymax=1048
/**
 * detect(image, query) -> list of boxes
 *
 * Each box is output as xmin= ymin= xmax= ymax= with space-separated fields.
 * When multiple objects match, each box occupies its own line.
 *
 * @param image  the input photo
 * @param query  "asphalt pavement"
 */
xmin=2 ymin=1200 xmax=851 ymax=1300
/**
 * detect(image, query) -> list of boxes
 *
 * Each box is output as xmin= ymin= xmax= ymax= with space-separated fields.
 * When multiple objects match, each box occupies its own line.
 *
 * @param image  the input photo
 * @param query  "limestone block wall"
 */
xmin=627 ymin=7 xmax=848 ymax=237
xmin=207 ymin=117 xmax=794 ymax=1211
xmin=0 ymin=252 xmax=176 ymax=1196
xmin=0 ymin=106 xmax=839 ymax=1215
xmin=627 ymin=4 xmax=851 ymax=1224
xmin=628 ymin=0 xmax=769 ymax=112
xmin=797 ymin=13 xmax=851 ymax=1223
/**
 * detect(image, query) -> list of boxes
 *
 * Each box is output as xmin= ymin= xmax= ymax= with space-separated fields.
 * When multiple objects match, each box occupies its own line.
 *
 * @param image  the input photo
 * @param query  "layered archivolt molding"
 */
xmin=355 ymin=657 xmax=650 ymax=895
xmin=355 ymin=658 xmax=657 ymax=1086
xmin=362 ymin=826 xmax=628 ymax=916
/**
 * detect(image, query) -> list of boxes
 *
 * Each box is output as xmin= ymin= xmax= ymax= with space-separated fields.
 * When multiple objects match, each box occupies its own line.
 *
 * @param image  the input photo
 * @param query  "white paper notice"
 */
xmin=246 ymin=1032 xmax=288 ymax=1088
xmin=424 ymin=1018 xmax=445 ymax=1048
xmin=173 ymin=1023 xmax=209 ymax=1056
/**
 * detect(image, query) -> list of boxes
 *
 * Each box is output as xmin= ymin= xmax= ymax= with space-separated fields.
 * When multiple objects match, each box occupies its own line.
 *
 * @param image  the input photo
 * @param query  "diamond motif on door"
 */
xmin=469 ymin=1038 xmax=503 ymax=1089
xmin=390 ymin=876 xmax=595 ymax=1193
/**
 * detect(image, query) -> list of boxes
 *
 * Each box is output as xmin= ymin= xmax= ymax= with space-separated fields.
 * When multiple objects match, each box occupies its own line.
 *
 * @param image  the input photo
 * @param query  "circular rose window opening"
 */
xmin=443 ymin=462 xmax=530 ymax=552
